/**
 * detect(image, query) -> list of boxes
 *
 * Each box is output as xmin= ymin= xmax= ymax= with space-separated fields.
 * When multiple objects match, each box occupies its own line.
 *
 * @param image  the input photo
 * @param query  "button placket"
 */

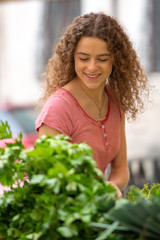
xmin=100 ymin=123 xmax=109 ymax=149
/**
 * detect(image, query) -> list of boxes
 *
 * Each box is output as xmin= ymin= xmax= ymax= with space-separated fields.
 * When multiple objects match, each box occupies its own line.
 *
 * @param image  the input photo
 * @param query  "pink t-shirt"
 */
xmin=35 ymin=86 xmax=123 ymax=173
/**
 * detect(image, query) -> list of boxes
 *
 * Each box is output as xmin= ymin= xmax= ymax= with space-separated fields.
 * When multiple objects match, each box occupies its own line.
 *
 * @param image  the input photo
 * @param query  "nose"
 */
xmin=87 ymin=59 xmax=99 ymax=72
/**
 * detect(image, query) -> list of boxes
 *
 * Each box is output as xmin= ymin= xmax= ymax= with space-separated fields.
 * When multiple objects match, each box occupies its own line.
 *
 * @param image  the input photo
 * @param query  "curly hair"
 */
xmin=40 ymin=12 xmax=151 ymax=120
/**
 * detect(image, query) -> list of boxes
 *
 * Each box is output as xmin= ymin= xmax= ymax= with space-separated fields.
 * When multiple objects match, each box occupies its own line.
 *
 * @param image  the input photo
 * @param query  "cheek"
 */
xmin=105 ymin=63 xmax=113 ymax=74
xmin=74 ymin=61 xmax=83 ymax=74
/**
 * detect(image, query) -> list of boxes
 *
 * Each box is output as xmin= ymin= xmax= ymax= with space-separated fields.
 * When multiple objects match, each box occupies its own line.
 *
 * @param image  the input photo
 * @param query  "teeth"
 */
xmin=87 ymin=74 xmax=99 ymax=78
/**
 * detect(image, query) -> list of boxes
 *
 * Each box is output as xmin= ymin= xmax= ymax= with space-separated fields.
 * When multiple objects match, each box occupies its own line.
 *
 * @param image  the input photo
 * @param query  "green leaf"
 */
xmin=57 ymin=225 xmax=78 ymax=238
xmin=26 ymin=232 xmax=43 ymax=240
xmin=30 ymin=175 xmax=45 ymax=185
xmin=95 ymin=221 xmax=119 ymax=240
xmin=0 ymin=120 xmax=12 ymax=139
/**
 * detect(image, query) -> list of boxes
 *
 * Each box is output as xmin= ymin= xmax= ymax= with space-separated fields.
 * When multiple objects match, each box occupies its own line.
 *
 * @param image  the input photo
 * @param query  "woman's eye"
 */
xmin=98 ymin=59 xmax=108 ymax=62
xmin=79 ymin=58 xmax=109 ymax=62
xmin=79 ymin=58 xmax=88 ymax=61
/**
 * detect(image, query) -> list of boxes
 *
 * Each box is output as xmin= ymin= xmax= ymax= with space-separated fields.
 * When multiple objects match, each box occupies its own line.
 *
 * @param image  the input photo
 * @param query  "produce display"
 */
xmin=0 ymin=120 xmax=160 ymax=240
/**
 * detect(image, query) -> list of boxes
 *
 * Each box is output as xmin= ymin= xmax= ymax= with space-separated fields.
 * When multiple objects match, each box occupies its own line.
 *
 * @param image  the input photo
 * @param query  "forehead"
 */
xmin=75 ymin=37 xmax=109 ymax=54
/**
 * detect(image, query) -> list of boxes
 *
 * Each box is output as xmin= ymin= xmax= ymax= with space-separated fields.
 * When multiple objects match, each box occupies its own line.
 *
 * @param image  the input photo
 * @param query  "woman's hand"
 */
xmin=108 ymin=181 xmax=123 ymax=198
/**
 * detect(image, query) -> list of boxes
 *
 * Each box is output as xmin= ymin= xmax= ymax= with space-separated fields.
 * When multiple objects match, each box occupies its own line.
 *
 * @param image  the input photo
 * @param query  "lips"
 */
xmin=85 ymin=73 xmax=101 ymax=79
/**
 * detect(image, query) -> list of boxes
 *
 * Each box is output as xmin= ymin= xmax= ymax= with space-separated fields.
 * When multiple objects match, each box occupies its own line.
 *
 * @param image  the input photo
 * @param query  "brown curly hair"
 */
xmin=40 ymin=12 xmax=151 ymax=120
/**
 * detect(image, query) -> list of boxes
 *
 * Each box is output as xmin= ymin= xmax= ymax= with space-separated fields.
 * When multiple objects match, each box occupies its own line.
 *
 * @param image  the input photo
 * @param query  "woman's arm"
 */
xmin=39 ymin=124 xmax=62 ymax=137
xmin=108 ymin=116 xmax=130 ymax=195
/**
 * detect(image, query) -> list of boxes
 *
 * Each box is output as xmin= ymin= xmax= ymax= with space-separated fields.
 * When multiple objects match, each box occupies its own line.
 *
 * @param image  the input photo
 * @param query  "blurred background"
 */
xmin=0 ymin=0 xmax=160 ymax=189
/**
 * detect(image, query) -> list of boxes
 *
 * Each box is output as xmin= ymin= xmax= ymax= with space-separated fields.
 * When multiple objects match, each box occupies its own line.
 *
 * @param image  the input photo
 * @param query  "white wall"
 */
xmin=81 ymin=0 xmax=113 ymax=15
xmin=117 ymin=0 xmax=149 ymax=70
xmin=0 ymin=1 xmax=43 ymax=104
xmin=0 ymin=0 xmax=150 ymax=104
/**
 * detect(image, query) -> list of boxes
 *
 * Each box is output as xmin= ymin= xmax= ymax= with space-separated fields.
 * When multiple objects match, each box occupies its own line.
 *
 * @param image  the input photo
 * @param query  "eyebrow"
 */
xmin=77 ymin=52 xmax=111 ymax=57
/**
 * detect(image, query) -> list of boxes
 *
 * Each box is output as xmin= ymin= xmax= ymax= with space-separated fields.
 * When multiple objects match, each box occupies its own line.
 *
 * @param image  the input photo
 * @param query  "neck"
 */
xmin=78 ymin=79 xmax=106 ymax=118
xmin=77 ymin=79 xmax=106 ymax=104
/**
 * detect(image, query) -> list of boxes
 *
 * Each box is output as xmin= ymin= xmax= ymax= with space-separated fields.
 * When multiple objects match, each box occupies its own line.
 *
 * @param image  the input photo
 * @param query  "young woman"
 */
xmin=35 ymin=12 xmax=150 ymax=197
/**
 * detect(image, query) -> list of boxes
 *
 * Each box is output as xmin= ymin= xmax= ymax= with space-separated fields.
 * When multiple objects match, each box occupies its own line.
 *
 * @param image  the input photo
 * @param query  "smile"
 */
xmin=85 ymin=73 xmax=101 ymax=78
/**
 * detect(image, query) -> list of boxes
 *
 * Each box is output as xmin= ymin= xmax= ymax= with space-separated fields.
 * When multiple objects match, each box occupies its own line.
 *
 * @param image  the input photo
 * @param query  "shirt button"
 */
xmin=104 ymin=133 xmax=107 ymax=137
xmin=105 ymin=142 xmax=108 ymax=145
xmin=101 ymin=125 xmax=105 ymax=128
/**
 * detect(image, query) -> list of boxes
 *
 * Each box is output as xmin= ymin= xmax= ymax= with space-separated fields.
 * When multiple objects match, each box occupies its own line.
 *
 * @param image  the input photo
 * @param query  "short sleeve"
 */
xmin=35 ymin=95 xmax=73 ymax=136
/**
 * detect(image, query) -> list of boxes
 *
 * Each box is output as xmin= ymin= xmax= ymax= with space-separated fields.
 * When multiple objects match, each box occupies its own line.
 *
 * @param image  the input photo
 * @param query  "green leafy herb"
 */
xmin=0 ymin=120 xmax=12 ymax=139
xmin=104 ymin=184 xmax=160 ymax=240
xmin=0 ymin=132 xmax=117 ymax=240
xmin=1 ymin=120 xmax=160 ymax=240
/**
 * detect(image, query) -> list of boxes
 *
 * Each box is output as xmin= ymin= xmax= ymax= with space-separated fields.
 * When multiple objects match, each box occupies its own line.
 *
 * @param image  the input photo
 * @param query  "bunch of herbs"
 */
xmin=0 ymin=121 xmax=117 ymax=240
xmin=1 ymin=121 xmax=160 ymax=240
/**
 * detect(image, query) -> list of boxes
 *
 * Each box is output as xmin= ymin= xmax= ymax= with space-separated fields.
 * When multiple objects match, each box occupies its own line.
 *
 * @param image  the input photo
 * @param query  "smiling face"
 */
xmin=74 ymin=37 xmax=113 ymax=90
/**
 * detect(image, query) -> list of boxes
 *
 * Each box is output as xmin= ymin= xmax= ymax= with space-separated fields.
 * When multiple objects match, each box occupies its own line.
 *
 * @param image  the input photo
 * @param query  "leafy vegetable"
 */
xmin=0 ymin=133 xmax=117 ymax=240
xmin=104 ymin=183 xmax=160 ymax=240
xmin=0 ymin=120 xmax=12 ymax=139
xmin=127 ymin=183 xmax=160 ymax=202
xmin=1 ymin=120 xmax=160 ymax=240
xmin=0 ymin=121 xmax=24 ymax=186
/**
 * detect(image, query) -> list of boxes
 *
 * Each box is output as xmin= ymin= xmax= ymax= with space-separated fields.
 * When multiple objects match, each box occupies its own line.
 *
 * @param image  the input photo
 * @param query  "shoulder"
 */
xmin=37 ymin=89 xmax=75 ymax=123
xmin=45 ymin=88 xmax=75 ymax=109
xmin=35 ymin=89 xmax=75 ymax=135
